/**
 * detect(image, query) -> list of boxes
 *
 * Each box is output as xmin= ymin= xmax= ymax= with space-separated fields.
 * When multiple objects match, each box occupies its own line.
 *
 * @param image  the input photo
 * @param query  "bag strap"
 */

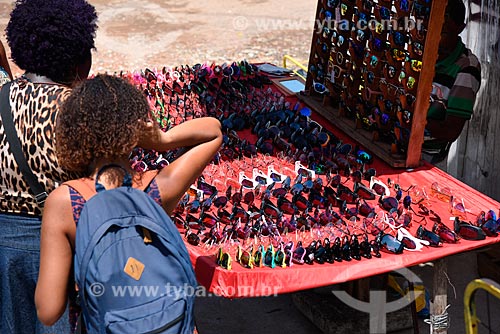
xmin=64 ymin=169 xmax=159 ymax=201
xmin=0 ymin=81 xmax=48 ymax=205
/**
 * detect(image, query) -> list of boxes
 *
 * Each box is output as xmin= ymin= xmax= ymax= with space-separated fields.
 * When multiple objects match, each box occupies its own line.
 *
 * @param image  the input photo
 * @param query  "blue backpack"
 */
xmin=66 ymin=167 xmax=197 ymax=334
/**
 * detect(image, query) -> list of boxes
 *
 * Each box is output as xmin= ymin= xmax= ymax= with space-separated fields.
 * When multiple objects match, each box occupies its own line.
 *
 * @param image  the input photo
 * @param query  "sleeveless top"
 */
xmin=0 ymin=77 xmax=78 ymax=216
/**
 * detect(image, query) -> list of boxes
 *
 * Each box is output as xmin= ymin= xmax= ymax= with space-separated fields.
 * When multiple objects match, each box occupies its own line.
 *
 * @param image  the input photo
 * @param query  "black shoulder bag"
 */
xmin=0 ymin=81 xmax=48 ymax=206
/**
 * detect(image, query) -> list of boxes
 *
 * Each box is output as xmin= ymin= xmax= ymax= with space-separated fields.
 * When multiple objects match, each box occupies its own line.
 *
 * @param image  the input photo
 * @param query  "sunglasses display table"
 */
xmin=187 ymin=112 xmax=500 ymax=298
xmin=127 ymin=63 xmax=498 ymax=333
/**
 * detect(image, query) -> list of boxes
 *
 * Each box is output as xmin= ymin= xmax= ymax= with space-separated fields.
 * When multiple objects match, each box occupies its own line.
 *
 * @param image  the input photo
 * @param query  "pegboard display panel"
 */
xmin=303 ymin=0 xmax=446 ymax=167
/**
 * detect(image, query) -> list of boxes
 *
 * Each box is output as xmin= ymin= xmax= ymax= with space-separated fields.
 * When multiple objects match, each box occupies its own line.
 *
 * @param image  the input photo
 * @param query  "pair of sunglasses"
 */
xmin=216 ymin=247 xmax=232 ymax=270
xmin=376 ymin=232 xmax=405 ymax=254
xmin=454 ymin=217 xmax=487 ymax=240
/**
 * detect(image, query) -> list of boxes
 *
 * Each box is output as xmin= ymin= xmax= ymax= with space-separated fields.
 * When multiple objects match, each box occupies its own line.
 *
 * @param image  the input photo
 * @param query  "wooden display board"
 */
xmin=302 ymin=0 xmax=448 ymax=168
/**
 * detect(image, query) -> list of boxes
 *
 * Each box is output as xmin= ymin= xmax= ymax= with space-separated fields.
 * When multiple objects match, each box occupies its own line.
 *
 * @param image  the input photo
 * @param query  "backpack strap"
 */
xmin=63 ymin=170 xmax=160 ymax=201
xmin=0 ymin=81 xmax=49 ymax=206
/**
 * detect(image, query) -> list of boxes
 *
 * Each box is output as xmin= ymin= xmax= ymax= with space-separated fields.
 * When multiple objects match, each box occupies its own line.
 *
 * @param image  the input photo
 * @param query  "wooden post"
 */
xmin=431 ymin=258 xmax=448 ymax=334
xmin=405 ymin=0 xmax=448 ymax=167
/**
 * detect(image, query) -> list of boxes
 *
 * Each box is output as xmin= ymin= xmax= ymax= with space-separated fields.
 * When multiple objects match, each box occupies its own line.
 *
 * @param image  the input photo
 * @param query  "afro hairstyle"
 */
xmin=6 ymin=0 xmax=98 ymax=84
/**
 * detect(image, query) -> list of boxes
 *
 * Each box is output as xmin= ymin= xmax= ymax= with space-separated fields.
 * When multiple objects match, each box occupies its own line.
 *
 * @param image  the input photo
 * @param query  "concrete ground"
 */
xmin=1 ymin=1 xmax=499 ymax=333
xmin=194 ymin=248 xmax=500 ymax=334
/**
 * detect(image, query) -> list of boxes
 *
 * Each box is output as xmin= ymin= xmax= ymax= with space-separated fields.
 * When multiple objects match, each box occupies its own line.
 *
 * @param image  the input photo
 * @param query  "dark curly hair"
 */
xmin=56 ymin=74 xmax=150 ymax=172
xmin=6 ymin=0 xmax=98 ymax=84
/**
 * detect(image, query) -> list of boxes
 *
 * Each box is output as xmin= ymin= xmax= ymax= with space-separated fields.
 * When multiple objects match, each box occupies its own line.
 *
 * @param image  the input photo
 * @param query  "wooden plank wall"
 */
xmin=447 ymin=0 xmax=500 ymax=202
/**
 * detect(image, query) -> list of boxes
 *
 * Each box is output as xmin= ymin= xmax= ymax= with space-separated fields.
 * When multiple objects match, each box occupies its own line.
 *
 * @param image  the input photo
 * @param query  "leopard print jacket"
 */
xmin=0 ymin=77 xmax=80 ymax=217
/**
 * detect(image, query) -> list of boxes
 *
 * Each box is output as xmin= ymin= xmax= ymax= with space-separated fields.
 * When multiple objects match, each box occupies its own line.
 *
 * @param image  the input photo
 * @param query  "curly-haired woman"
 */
xmin=34 ymin=74 xmax=222 ymax=332
xmin=0 ymin=0 xmax=98 ymax=333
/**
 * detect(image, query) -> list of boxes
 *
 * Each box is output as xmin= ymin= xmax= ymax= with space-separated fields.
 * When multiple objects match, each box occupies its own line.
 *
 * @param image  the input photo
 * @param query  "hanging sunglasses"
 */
xmin=390 ymin=31 xmax=408 ymax=48
xmin=352 ymin=28 xmax=371 ymax=43
xmin=409 ymin=20 xmax=427 ymax=42
xmin=374 ymin=4 xmax=392 ymax=21
xmin=403 ymin=75 xmax=416 ymax=91
xmin=356 ymin=0 xmax=373 ymax=12
xmin=365 ymin=54 xmax=381 ymax=70
xmin=410 ymin=40 xmax=424 ymax=58
xmin=340 ymin=3 xmax=355 ymax=18
xmin=326 ymin=0 xmax=340 ymax=8
xmin=395 ymin=0 xmax=412 ymax=16
xmin=312 ymin=80 xmax=330 ymax=94
xmin=369 ymin=37 xmax=389 ymax=54
xmin=330 ymin=64 xmax=349 ymax=82
xmin=413 ymin=2 xmax=431 ymax=19
xmin=388 ymin=48 xmax=408 ymax=62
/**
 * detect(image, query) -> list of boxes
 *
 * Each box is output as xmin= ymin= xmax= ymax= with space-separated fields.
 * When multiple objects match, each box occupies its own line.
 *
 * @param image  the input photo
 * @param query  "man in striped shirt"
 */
xmin=421 ymin=0 xmax=481 ymax=164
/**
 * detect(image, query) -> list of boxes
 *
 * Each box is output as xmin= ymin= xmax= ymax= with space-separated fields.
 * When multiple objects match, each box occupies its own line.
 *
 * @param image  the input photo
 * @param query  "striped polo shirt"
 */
xmin=423 ymin=38 xmax=481 ymax=153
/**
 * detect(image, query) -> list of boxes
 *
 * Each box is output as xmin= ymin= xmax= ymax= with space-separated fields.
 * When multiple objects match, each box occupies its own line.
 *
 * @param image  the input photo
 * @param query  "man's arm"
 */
xmin=426 ymin=54 xmax=481 ymax=142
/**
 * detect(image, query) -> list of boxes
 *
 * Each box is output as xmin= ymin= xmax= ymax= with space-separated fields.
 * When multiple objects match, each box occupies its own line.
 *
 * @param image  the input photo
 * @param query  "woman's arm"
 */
xmin=139 ymin=117 xmax=222 ymax=214
xmin=35 ymin=186 xmax=75 ymax=325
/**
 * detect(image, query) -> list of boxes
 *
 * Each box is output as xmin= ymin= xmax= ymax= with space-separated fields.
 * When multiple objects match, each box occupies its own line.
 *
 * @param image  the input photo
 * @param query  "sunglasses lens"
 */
xmin=199 ymin=182 xmax=216 ymax=195
xmin=291 ymin=183 xmax=304 ymax=195
xmin=241 ymin=179 xmax=254 ymax=188
xmin=381 ymin=234 xmax=403 ymax=253
xmin=255 ymin=175 xmax=268 ymax=185
xmin=272 ymin=188 xmax=288 ymax=198
xmin=214 ymin=196 xmax=228 ymax=208
xmin=411 ymin=60 xmax=422 ymax=72
xmin=407 ymin=76 xmax=416 ymax=89
xmin=202 ymin=215 xmax=218 ymax=228
xmin=295 ymin=197 xmax=309 ymax=211
xmin=187 ymin=233 xmax=200 ymax=246
xmin=240 ymin=251 xmax=252 ymax=267
xmin=401 ymin=237 xmax=416 ymax=250
xmin=243 ymin=192 xmax=255 ymax=204
xmin=270 ymin=172 xmax=283 ymax=182
xmin=221 ymin=253 xmax=231 ymax=269
xmin=314 ymin=83 xmax=329 ymax=94
xmin=279 ymin=201 xmax=295 ymax=215
xmin=485 ymin=209 xmax=497 ymax=221
xmin=392 ymin=49 xmax=406 ymax=61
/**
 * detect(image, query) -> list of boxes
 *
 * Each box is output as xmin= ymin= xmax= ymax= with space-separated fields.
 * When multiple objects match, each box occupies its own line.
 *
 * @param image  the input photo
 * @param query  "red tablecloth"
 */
xmin=185 ymin=82 xmax=500 ymax=298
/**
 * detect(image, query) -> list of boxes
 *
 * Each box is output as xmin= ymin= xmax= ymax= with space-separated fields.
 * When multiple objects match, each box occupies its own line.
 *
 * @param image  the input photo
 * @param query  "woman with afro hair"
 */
xmin=35 ymin=74 xmax=222 ymax=332
xmin=0 ymin=0 xmax=98 ymax=333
